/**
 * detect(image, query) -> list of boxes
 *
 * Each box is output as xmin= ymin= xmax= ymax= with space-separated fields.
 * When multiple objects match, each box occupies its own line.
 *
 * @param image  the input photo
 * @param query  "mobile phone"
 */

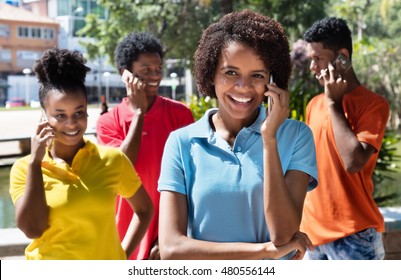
xmin=121 ymin=69 xmax=133 ymax=84
xmin=332 ymin=53 xmax=352 ymax=74
xmin=41 ymin=109 xmax=53 ymax=148
xmin=267 ymin=74 xmax=273 ymax=114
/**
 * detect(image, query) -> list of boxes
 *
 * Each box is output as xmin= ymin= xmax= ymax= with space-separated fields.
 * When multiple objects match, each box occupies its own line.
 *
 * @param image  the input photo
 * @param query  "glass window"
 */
xmin=31 ymin=27 xmax=41 ymax=38
xmin=58 ymin=0 xmax=69 ymax=15
xmin=0 ymin=24 xmax=10 ymax=37
xmin=18 ymin=26 xmax=29 ymax=37
xmin=0 ymin=49 xmax=12 ymax=62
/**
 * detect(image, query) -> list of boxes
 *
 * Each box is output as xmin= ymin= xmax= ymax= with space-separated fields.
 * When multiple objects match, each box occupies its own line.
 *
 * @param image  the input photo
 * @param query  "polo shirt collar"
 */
xmin=188 ymin=106 xmax=265 ymax=139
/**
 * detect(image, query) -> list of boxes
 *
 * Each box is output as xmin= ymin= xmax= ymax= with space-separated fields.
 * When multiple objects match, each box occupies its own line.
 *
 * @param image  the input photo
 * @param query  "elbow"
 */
xmin=137 ymin=204 xmax=155 ymax=226
xmin=159 ymin=244 xmax=175 ymax=260
xmin=270 ymin=234 xmax=292 ymax=247
xmin=159 ymin=240 xmax=183 ymax=260
xmin=344 ymin=160 xmax=364 ymax=173
xmin=16 ymin=220 xmax=47 ymax=239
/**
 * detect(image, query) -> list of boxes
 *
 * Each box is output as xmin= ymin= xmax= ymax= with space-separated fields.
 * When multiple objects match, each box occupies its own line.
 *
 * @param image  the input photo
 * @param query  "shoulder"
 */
xmin=159 ymin=96 xmax=192 ymax=112
xmin=280 ymin=119 xmax=311 ymax=135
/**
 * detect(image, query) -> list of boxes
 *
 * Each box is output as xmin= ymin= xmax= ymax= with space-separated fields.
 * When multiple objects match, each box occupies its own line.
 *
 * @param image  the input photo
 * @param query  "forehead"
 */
xmin=134 ymin=52 xmax=162 ymax=66
xmin=45 ymin=89 xmax=86 ymax=106
xmin=306 ymin=42 xmax=333 ymax=57
xmin=219 ymin=41 xmax=265 ymax=67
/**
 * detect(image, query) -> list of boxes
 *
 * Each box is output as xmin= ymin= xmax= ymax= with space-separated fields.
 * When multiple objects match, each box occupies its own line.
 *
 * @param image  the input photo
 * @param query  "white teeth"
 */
xmin=65 ymin=131 xmax=79 ymax=136
xmin=147 ymin=82 xmax=158 ymax=86
xmin=231 ymin=96 xmax=251 ymax=103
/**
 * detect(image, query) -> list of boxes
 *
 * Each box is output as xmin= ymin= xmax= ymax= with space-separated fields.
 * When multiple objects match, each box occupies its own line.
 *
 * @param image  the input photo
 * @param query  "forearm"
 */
xmin=15 ymin=161 xmax=49 ymax=238
xmin=328 ymin=102 xmax=369 ymax=172
xmin=119 ymin=109 xmax=144 ymax=164
xmin=161 ymin=236 xmax=276 ymax=260
xmin=263 ymin=138 xmax=300 ymax=245
xmin=122 ymin=207 xmax=153 ymax=258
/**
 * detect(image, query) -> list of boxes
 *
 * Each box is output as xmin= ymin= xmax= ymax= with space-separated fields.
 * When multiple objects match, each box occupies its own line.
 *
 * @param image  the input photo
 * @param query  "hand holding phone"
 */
xmin=332 ymin=53 xmax=352 ymax=76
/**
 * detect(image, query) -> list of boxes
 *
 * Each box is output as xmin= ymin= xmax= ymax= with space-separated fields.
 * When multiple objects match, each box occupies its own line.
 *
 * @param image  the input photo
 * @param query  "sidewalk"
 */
xmin=0 ymin=228 xmax=30 ymax=259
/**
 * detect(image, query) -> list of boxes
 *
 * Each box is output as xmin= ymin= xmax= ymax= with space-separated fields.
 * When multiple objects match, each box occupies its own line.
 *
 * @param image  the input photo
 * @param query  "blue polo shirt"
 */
xmin=158 ymin=106 xmax=317 ymax=243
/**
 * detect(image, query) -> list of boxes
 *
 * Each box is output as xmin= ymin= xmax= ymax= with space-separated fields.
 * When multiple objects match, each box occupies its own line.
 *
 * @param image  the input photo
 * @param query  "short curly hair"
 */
xmin=194 ymin=9 xmax=291 ymax=98
xmin=34 ymin=47 xmax=90 ymax=108
xmin=114 ymin=32 xmax=164 ymax=73
xmin=303 ymin=17 xmax=353 ymax=59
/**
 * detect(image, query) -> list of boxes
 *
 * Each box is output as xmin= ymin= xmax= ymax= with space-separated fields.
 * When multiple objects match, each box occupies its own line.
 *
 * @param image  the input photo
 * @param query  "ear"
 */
xmin=339 ymin=48 xmax=350 ymax=60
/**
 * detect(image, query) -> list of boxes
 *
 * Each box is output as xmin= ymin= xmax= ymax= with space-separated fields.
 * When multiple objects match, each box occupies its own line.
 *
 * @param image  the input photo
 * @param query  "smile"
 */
xmin=64 ymin=131 xmax=80 ymax=136
xmin=147 ymin=82 xmax=159 ymax=86
xmin=231 ymin=96 xmax=252 ymax=103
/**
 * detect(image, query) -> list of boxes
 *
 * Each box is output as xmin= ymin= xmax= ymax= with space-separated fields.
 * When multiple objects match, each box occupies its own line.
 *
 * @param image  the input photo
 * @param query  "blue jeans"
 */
xmin=304 ymin=228 xmax=385 ymax=260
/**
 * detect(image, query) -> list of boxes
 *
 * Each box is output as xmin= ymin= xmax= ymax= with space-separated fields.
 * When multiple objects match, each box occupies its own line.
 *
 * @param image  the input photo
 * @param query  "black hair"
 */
xmin=114 ymin=32 xmax=164 ymax=73
xmin=303 ymin=17 xmax=353 ymax=59
xmin=34 ymin=47 xmax=90 ymax=108
xmin=193 ymin=9 xmax=291 ymax=98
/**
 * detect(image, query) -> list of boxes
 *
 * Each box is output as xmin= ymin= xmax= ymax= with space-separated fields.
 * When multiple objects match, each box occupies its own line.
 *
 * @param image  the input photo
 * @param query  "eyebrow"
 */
xmin=54 ymin=105 xmax=85 ymax=112
xmin=220 ymin=66 xmax=268 ymax=73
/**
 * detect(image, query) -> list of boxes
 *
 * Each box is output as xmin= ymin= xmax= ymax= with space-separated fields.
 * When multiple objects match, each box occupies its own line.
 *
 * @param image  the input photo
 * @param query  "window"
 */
xmin=0 ymin=49 xmax=12 ymax=62
xmin=17 ymin=26 xmax=55 ymax=40
xmin=18 ymin=27 xmax=29 ymax=37
xmin=0 ymin=24 xmax=10 ymax=37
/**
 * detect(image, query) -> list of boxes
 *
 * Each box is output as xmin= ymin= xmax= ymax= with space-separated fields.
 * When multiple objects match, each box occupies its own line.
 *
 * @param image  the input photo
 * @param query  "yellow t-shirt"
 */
xmin=9 ymin=139 xmax=141 ymax=260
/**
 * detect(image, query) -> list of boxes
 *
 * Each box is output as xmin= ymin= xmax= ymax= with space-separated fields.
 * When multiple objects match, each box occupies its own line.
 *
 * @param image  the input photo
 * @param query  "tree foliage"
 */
xmin=78 ymin=0 xmax=327 ymax=66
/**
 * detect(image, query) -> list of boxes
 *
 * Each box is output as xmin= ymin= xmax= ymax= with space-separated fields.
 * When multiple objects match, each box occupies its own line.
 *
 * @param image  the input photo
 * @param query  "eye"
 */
xmin=253 ymin=73 xmax=266 ymax=79
xmin=55 ymin=114 xmax=66 ymax=120
xmin=73 ymin=111 xmax=86 ymax=119
xmin=225 ymin=70 xmax=237 ymax=76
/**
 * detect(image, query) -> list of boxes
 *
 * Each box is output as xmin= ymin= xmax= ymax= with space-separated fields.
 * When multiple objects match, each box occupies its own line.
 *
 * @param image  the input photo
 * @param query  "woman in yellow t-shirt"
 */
xmin=9 ymin=48 xmax=154 ymax=260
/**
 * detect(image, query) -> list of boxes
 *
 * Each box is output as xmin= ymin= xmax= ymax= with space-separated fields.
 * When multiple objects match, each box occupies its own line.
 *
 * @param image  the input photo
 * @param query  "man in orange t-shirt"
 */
xmin=300 ymin=17 xmax=389 ymax=260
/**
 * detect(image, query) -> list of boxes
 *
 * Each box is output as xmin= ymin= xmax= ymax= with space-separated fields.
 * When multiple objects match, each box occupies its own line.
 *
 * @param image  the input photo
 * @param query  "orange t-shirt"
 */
xmin=301 ymin=86 xmax=389 ymax=246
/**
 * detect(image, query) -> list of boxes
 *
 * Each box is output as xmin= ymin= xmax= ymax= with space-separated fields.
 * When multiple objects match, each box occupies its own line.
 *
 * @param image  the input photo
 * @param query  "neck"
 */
xmin=50 ymin=139 xmax=85 ymax=166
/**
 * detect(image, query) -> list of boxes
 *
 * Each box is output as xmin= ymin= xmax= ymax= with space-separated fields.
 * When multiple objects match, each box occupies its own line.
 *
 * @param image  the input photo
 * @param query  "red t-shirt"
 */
xmin=97 ymin=95 xmax=194 ymax=259
xmin=301 ymin=86 xmax=389 ymax=246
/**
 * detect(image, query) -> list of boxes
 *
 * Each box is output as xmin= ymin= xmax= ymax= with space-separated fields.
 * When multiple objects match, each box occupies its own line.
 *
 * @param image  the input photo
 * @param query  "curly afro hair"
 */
xmin=34 ymin=47 xmax=90 ymax=108
xmin=193 ymin=9 xmax=291 ymax=98
xmin=114 ymin=32 xmax=164 ymax=73
xmin=303 ymin=17 xmax=353 ymax=59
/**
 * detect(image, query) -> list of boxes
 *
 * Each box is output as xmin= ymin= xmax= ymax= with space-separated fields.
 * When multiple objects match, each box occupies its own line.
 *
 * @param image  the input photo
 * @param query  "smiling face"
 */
xmin=214 ymin=41 xmax=270 ymax=123
xmin=130 ymin=52 xmax=163 ymax=97
xmin=44 ymin=89 xmax=87 ymax=150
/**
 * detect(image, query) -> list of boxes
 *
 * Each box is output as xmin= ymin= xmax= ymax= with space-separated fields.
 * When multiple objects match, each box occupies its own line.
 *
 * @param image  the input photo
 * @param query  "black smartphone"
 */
xmin=332 ymin=53 xmax=352 ymax=74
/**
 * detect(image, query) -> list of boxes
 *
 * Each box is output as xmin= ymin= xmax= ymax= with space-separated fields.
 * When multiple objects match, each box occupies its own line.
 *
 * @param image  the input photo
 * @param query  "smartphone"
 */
xmin=332 ymin=53 xmax=352 ymax=74
xmin=267 ymin=74 xmax=273 ymax=114
xmin=40 ymin=109 xmax=53 ymax=148
xmin=121 ymin=69 xmax=133 ymax=84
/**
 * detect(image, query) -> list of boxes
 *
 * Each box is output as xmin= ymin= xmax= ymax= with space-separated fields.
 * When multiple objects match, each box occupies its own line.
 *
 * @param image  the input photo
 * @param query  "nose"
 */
xmin=236 ymin=76 xmax=253 ymax=90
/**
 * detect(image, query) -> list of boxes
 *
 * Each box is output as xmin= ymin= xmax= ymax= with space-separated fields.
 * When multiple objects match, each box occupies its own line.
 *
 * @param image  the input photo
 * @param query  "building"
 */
xmin=0 ymin=1 xmax=59 ymax=105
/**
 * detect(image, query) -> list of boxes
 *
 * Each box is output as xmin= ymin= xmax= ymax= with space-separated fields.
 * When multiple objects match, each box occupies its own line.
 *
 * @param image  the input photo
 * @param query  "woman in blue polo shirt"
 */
xmin=158 ymin=10 xmax=318 ymax=260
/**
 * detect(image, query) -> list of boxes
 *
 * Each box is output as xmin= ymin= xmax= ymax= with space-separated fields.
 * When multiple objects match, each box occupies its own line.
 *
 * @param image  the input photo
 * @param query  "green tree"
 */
xmin=79 ymin=0 xmax=327 ymax=67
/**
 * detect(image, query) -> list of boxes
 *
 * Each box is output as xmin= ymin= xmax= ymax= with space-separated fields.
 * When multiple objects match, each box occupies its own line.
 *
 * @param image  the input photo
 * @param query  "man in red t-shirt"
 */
xmin=97 ymin=32 xmax=194 ymax=260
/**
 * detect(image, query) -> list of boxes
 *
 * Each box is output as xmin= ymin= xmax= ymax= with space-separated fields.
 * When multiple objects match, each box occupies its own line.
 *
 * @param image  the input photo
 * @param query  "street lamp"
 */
xmin=170 ymin=72 xmax=178 ymax=100
xmin=23 ymin=68 xmax=31 ymax=106
xmin=103 ymin=71 xmax=110 ymax=103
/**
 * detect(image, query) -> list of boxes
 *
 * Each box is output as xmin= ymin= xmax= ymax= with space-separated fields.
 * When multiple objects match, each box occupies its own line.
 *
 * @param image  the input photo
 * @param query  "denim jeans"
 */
xmin=304 ymin=228 xmax=385 ymax=260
